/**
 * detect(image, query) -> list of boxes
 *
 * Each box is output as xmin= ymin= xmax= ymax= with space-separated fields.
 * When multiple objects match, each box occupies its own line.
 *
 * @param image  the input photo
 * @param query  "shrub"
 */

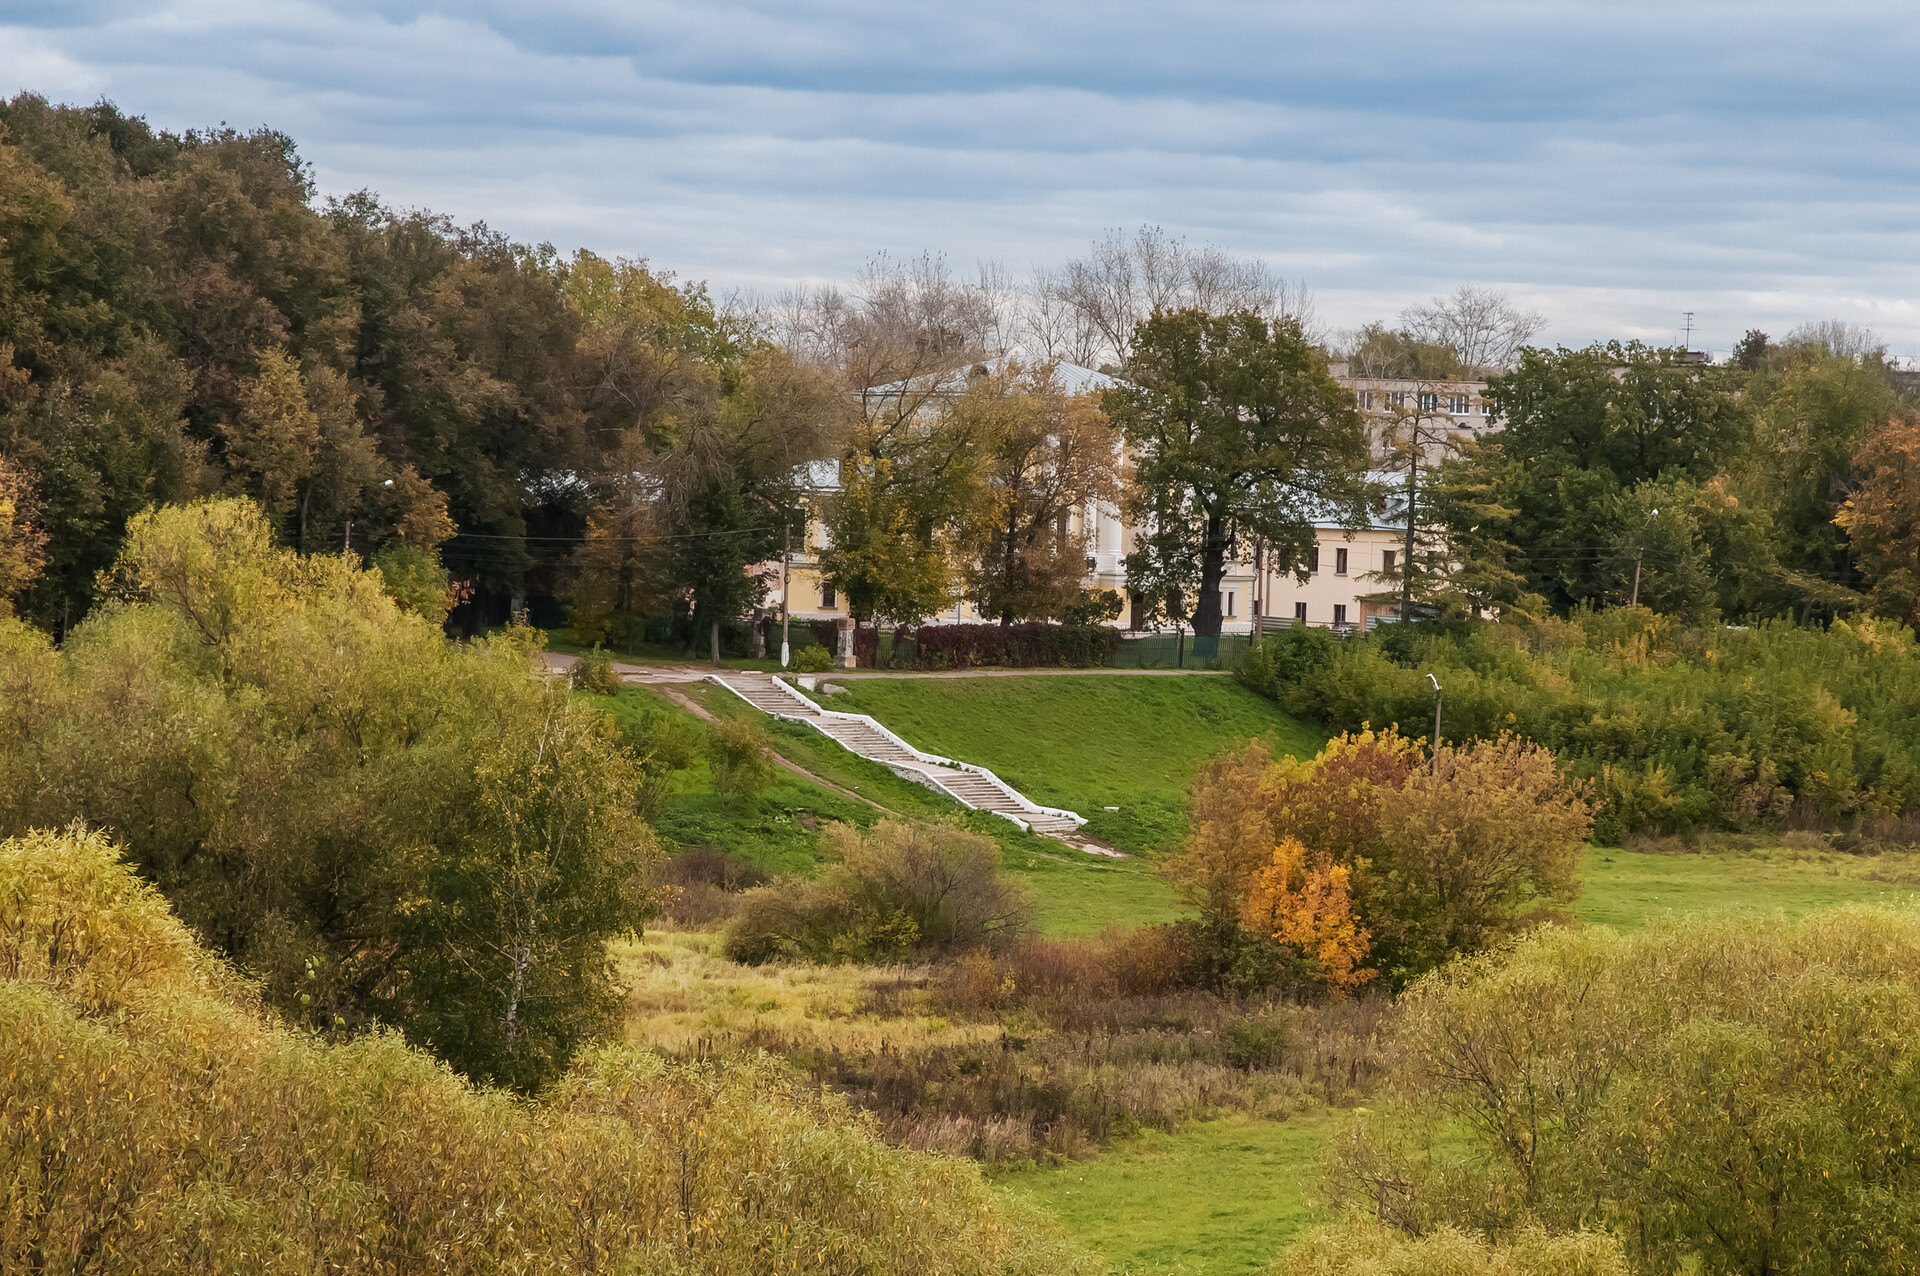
xmin=0 ymin=826 xmax=1102 ymax=1274
xmin=706 ymin=716 xmax=778 ymax=805
xmin=1339 ymin=910 xmax=1920 ymax=1276
xmin=1270 ymin=1223 xmax=1627 ymax=1276
xmin=907 ymin=622 xmax=1122 ymax=670
xmin=0 ymin=499 xmax=658 ymax=1091
xmin=1166 ymin=727 xmax=1592 ymax=985
xmin=793 ymin=643 xmax=833 ymax=673
xmin=1255 ymin=612 xmax=1920 ymax=839
xmin=724 ymin=820 xmax=1032 ymax=964
xmin=651 ymin=848 xmax=769 ymax=926
xmin=570 ymin=644 xmax=623 ymax=695
xmin=1236 ymin=623 xmax=1340 ymax=700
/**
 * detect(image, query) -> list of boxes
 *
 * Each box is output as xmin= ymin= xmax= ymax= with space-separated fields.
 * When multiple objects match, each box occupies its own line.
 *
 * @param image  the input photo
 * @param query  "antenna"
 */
xmin=1682 ymin=311 xmax=1695 ymax=351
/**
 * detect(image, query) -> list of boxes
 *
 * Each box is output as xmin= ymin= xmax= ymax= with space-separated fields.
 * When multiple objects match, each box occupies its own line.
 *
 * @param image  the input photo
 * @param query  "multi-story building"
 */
xmin=766 ymin=354 xmax=1496 ymax=638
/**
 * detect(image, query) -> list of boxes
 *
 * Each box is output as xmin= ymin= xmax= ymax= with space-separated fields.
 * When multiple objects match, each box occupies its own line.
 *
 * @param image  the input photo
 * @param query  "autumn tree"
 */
xmin=955 ymin=362 xmax=1120 ymax=624
xmin=1105 ymin=309 xmax=1371 ymax=637
xmin=1836 ymin=417 xmax=1920 ymax=624
xmin=0 ymin=456 xmax=47 ymax=616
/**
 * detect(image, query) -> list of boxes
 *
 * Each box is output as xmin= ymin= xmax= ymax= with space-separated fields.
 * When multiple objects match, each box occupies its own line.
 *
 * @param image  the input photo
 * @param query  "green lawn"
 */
xmin=1579 ymin=843 xmax=1920 ymax=929
xmin=996 ymin=1113 xmax=1336 ymax=1275
xmin=817 ymin=675 xmax=1323 ymax=856
xmin=595 ymin=683 xmax=1190 ymax=935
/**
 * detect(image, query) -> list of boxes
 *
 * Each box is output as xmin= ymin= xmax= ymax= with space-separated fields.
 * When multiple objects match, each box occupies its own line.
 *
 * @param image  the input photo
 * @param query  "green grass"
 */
xmin=996 ymin=1113 xmax=1336 ymax=1275
xmin=816 ymin=675 xmax=1323 ymax=856
xmin=592 ymin=683 xmax=1189 ymax=935
xmin=1578 ymin=843 xmax=1920 ymax=930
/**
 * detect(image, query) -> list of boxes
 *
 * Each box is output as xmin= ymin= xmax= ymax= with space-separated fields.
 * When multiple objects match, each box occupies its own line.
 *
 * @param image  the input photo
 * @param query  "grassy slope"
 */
xmin=603 ymin=682 xmax=1186 ymax=934
xmin=819 ymin=674 xmax=1324 ymax=856
xmin=996 ymin=1113 xmax=1337 ymax=1276
xmin=1578 ymin=844 xmax=1920 ymax=929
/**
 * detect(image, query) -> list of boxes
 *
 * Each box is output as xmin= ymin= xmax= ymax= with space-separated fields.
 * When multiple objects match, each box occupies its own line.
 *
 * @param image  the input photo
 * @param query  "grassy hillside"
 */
xmin=602 ymin=682 xmax=1187 ymax=934
xmin=817 ymin=674 xmax=1324 ymax=855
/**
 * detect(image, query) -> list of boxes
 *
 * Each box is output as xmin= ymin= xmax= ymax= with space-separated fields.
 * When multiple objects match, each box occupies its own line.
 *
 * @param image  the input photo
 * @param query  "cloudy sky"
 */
xmin=5 ymin=1 xmax=1918 ymax=356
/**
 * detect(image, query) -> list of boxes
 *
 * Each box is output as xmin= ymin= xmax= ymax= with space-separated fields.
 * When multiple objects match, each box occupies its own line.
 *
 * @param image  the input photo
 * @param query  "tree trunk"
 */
xmin=709 ymin=620 xmax=721 ymax=666
xmin=1193 ymin=512 xmax=1229 ymax=638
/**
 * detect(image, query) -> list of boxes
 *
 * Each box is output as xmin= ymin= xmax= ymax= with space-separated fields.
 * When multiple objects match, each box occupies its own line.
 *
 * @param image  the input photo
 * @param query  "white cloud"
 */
xmin=7 ymin=0 xmax=1920 ymax=353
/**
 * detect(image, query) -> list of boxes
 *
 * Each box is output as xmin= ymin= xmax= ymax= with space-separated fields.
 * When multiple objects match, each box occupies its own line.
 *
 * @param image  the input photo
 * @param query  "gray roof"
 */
xmin=862 ymin=346 xmax=1122 ymax=401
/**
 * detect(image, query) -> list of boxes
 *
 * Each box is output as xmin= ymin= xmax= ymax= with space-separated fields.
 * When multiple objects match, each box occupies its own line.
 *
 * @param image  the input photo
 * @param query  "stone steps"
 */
xmin=707 ymin=674 xmax=1085 ymax=836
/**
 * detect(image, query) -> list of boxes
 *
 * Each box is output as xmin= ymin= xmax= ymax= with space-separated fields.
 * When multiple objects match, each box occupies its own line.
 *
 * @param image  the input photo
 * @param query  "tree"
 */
xmin=954 ymin=362 xmax=1120 ymax=624
xmin=0 ymin=497 xmax=659 ymax=1090
xmin=1836 ymin=417 xmax=1920 ymax=625
xmin=1398 ymin=285 xmax=1546 ymax=376
xmin=0 ymin=455 xmax=47 ymax=615
xmin=1452 ymin=343 xmax=1751 ymax=612
xmin=1104 ymin=309 xmax=1371 ymax=637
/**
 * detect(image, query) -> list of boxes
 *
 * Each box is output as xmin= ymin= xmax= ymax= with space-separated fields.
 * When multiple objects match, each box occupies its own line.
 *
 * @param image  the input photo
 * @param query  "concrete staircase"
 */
xmin=708 ymin=674 xmax=1086 ymax=836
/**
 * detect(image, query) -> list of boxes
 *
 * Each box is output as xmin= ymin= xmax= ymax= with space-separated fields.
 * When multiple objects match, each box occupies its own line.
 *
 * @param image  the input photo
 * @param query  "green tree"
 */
xmin=0 ymin=497 xmax=657 ymax=1090
xmin=1104 ymin=309 xmax=1370 ymax=637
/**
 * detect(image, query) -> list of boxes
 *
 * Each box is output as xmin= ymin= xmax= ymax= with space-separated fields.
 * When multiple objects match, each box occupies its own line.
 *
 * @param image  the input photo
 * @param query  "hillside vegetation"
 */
xmin=0 ymin=825 xmax=1100 ymax=1274
xmin=1244 ymin=610 xmax=1920 ymax=841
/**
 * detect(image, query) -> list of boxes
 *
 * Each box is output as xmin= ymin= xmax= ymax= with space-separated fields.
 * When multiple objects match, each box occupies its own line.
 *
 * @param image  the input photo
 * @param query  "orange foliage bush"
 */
xmin=1242 ymin=837 xmax=1374 ymax=993
xmin=1168 ymin=725 xmax=1594 ymax=985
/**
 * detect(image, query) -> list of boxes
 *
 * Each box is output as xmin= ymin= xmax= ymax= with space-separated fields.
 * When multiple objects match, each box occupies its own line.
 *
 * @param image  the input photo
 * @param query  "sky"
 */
xmin=4 ymin=1 xmax=1920 ymax=358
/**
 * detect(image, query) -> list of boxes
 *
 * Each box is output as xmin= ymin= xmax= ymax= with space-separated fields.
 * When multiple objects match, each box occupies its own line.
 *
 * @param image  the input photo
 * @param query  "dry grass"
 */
xmin=615 ymin=927 xmax=1002 ymax=1057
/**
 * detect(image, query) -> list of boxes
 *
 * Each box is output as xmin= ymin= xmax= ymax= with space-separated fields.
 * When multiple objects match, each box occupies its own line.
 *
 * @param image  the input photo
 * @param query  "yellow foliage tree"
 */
xmin=1242 ymin=837 xmax=1375 ymax=992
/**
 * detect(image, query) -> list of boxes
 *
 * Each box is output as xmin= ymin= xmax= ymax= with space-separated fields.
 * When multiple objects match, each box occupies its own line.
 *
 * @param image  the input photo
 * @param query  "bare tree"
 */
xmin=1022 ymin=265 xmax=1104 ymax=367
xmin=1784 ymin=319 xmax=1884 ymax=360
xmin=1399 ymin=285 xmax=1546 ymax=376
xmin=1053 ymin=226 xmax=1312 ymax=368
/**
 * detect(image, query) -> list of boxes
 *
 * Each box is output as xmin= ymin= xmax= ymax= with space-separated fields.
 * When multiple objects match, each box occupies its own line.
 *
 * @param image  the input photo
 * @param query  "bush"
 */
xmin=1236 ymin=623 xmax=1340 ymax=700
xmin=0 ymin=499 xmax=657 ymax=1091
xmin=793 ymin=643 xmax=833 ymax=673
xmin=0 ymin=826 xmax=1102 ymax=1274
xmin=1270 ymin=1223 xmax=1627 ymax=1276
xmin=724 ymin=819 xmax=1032 ymax=964
xmin=1254 ymin=611 xmax=1920 ymax=839
xmin=1337 ymin=910 xmax=1920 ymax=1276
xmin=651 ymin=848 xmax=770 ymax=926
xmin=570 ymin=644 xmax=622 ymax=695
xmin=706 ymin=716 xmax=778 ymax=806
xmin=907 ymin=622 xmax=1123 ymax=670
xmin=1166 ymin=727 xmax=1593 ymax=985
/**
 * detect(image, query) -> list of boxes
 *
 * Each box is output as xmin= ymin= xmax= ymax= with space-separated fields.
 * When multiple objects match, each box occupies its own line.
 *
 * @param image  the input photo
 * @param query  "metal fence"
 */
xmin=1110 ymin=631 xmax=1257 ymax=670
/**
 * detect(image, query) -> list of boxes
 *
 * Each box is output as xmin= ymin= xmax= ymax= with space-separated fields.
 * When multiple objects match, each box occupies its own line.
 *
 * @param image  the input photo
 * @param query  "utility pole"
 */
xmin=1629 ymin=507 xmax=1658 ymax=608
xmin=1682 ymin=311 xmax=1695 ymax=352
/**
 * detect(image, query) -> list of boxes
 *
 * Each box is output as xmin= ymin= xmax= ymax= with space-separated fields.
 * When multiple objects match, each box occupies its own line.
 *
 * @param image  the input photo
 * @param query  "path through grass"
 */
xmin=996 ymin=1113 xmax=1336 ymax=1275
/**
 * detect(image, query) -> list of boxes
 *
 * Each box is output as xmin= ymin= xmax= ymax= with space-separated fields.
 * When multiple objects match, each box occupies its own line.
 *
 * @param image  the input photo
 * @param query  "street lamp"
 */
xmin=1426 ymin=672 xmax=1443 ymax=765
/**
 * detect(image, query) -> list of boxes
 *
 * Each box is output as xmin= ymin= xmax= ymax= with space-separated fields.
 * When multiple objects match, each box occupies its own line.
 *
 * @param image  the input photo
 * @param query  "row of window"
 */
xmin=1356 ymin=390 xmax=1492 ymax=416
xmin=1301 ymin=546 xmax=1395 ymax=576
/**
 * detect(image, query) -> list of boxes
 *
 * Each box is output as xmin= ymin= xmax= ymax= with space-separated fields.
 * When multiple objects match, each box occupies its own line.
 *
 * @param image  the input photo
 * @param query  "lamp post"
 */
xmin=779 ymin=522 xmax=792 ymax=668
xmin=1426 ymin=672 xmax=1443 ymax=767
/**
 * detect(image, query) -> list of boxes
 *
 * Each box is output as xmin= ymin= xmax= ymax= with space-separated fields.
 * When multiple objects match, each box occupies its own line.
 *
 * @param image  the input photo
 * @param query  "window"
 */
xmin=1358 ymin=389 xmax=1374 ymax=410
xmin=1447 ymin=394 xmax=1469 ymax=414
xmin=1388 ymin=390 xmax=1406 ymax=408
xmin=1382 ymin=549 xmax=1396 ymax=572
xmin=1480 ymin=400 xmax=1495 ymax=416
xmin=1334 ymin=604 xmax=1348 ymax=625
xmin=1226 ymin=590 xmax=1236 ymax=617
xmin=1294 ymin=601 xmax=1307 ymax=622
xmin=1308 ymin=545 xmax=1320 ymax=573
xmin=820 ymin=583 xmax=837 ymax=609
xmin=1335 ymin=547 xmax=1348 ymax=576
xmin=1252 ymin=598 xmax=1261 ymax=617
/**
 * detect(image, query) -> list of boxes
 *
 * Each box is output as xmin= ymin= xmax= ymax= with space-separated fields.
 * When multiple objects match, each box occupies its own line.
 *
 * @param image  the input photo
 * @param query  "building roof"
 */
xmin=862 ymin=346 xmax=1122 ymax=402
